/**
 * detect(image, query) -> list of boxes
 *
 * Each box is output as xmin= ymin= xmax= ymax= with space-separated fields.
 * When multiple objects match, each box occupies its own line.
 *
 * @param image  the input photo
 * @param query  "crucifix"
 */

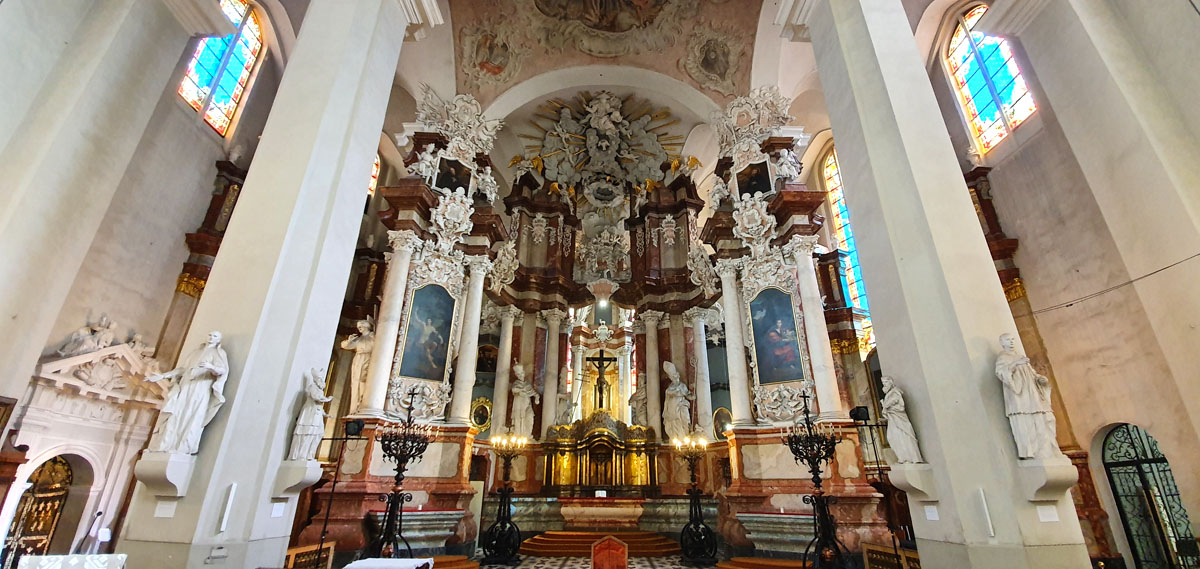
xmin=585 ymin=349 xmax=619 ymax=409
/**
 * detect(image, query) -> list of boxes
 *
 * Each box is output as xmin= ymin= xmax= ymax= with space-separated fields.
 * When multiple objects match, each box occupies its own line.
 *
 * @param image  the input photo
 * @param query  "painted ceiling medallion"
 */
xmin=459 ymin=24 xmax=527 ymax=89
xmin=521 ymin=0 xmax=700 ymax=57
xmin=681 ymin=22 xmax=744 ymax=96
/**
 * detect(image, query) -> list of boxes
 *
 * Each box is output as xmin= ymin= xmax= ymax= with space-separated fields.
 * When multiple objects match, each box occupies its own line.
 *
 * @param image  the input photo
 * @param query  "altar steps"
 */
xmin=518 ymin=531 xmax=681 ymax=557
xmin=433 ymin=554 xmax=479 ymax=569
xmin=717 ymin=557 xmax=811 ymax=569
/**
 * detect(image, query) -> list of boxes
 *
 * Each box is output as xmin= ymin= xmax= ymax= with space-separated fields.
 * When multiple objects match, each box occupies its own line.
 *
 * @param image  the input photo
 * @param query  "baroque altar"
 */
xmin=542 ymin=410 xmax=658 ymax=497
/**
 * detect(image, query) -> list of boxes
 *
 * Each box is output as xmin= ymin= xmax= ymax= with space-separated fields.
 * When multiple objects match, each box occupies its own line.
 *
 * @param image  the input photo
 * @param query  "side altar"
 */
xmin=542 ymin=410 xmax=658 ymax=497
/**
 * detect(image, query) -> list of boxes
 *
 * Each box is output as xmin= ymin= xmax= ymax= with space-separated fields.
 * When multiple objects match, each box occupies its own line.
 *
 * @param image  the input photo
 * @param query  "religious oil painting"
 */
xmin=749 ymin=287 xmax=805 ymax=384
xmin=735 ymin=160 xmax=773 ymax=197
xmin=398 ymin=285 xmax=456 ymax=382
xmin=434 ymin=157 xmax=473 ymax=193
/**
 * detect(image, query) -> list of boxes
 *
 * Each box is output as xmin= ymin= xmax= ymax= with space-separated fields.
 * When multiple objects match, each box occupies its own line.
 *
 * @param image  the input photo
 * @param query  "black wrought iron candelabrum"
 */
xmin=784 ymin=390 xmax=850 ymax=568
xmin=368 ymin=388 xmax=436 ymax=559
xmin=674 ymin=435 xmax=718 ymax=564
xmin=481 ymin=433 xmax=528 ymax=564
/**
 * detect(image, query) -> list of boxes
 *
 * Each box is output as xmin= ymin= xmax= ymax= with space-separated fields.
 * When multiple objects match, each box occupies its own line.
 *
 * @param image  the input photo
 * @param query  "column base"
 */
xmin=914 ymin=538 xmax=1091 ymax=569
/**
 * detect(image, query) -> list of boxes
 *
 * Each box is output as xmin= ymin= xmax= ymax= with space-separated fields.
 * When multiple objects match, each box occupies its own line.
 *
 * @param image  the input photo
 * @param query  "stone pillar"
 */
xmin=115 ymin=1 xmax=410 ymax=567
xmin=617 ymin=343 xmax=632 ymax=423
xmin=785 ymin=235 xmax=847 ymax=421
xmin=782 ymin=0 xmax=1089 ymax=566
xmin=571 ymin=344 xmax=585 ymax=416
xmin=638 ymin=311 xmax=664 ymax=438
xmin=684 ymin=307 xmax=715 ymax=440
xmin=715 ymin=260 xmax=754 ymax=426
xmin=449 ymin=255 xmax=493 ymax=424
xmin=538 ymin=308 xmax=566 ymax=439
xmin=490 ymin=306 xmax=521 ymax=436
xmin=0 ymin=0 xmax=226 ymax=404
xmin=360 ymin=230 xmax=420 ymax=416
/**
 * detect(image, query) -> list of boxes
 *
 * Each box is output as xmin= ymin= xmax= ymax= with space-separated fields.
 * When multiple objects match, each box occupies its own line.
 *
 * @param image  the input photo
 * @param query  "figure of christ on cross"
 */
xmin=586 ymin=349 xmax=619 ymax=410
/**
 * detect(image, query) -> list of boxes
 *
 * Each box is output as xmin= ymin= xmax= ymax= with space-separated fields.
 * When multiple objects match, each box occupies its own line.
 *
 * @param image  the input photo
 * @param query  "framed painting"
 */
xmin=748 ymin=287 xmax=806 ymax=385
xmin=397 ymin=284 xmax=457 ymax=382
xmin=734 ymin=159 xmax=773 ymax=197
xmin=434 ymin=157 xmax=473 ymax=193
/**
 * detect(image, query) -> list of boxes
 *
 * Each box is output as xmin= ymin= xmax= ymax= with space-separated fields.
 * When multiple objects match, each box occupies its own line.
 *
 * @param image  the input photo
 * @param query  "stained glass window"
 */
xmin=822 ymin=150 xmax=868 ymax=311
xmin=367 ymin=155 xmax=381 ymax=196
xmin=945 ymin=4 xmax=1036 ymax=152
xmin=178 ymin=0 xmax=264 ymax=137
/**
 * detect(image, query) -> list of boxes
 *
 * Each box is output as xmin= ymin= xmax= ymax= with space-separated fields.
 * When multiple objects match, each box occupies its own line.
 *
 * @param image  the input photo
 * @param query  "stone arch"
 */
xmin=1 ymin=451 xmax=99 ymax=559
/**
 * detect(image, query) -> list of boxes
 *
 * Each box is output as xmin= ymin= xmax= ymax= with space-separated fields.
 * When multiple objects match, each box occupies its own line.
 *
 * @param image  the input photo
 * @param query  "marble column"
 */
xmin=715 ymin=260 xmax=754 ymax=426
xmin=783 ymin=0 xmax=1089 ymax=566
xmin=0 ymin=0 xmax=225 ymax=403
xmin=490 ymin=306 xmax=521 ymax=436
xmin=449 ymin=255 xmax=493 ymax=424
xmin=638 ymin=311 xmax=664 ymax=438
xmin=571 ymin=344 xmax=585 ymax=417
xmin=116 ymin=1 xmax=410 ymax=566
xmin=538 ymin=308 xmax=566 ymax=439
xmin=617 ymin=343 xmax=632 ymax=423
xmin=785 ymin=235 xmax=847 ymax=421
xmin=684 ymin=307 xmax=715 ymax=440
xmin=360 ymin=230 xmax=420 ymax=416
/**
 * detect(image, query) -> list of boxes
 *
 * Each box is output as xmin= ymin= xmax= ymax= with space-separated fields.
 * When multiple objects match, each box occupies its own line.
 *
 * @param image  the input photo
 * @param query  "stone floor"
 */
xmin=479 ymin=555 xmax=691 ymax=569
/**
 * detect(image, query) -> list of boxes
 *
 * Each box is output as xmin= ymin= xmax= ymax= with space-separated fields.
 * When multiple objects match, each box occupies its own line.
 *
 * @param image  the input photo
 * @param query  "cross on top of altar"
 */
xmin=586 ymin=349 xmax=619 ymax=409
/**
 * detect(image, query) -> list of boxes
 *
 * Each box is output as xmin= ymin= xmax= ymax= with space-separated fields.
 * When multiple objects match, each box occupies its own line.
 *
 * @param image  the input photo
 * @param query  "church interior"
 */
xmin=1 ymin=0 xmax=1198 ymax=568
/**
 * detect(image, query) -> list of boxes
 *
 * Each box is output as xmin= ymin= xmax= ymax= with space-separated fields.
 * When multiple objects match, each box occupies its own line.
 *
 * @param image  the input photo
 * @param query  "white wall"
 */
xmin=45 ymin=36 xmax=285 ymax=352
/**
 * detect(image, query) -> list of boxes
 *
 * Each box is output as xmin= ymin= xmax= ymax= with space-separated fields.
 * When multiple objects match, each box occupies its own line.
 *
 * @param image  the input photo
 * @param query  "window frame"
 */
xmin=176 ymin=0 xmax=268 ymax=141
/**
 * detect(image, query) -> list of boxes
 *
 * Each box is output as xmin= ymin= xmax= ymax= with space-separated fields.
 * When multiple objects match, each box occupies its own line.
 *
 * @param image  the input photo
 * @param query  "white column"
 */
xmin=0 ymin=0 xmax=216 ymax=402
xmin=490 ymin=306 xmax=521 ymax=436
xmin=538 ymin=308 xmax=566 ymax=439
xmin=449 ymin=255 xmax=493 ymax=424
xmin=638 ymin=311 xmax=664 ymax=438
xmin=788 ymin=0 xmax=1088 ymax=565
xmin=360 ymin=230 xmax=420 ymax=416
xmin=715 ymin=260 xmax=754 ymax=426
xmin=617 ymin=343 xmax=632 ymax=423
xmin=571 ymin=344 xmax=585 ymax=417
xmin=684 ymin=307 xmax=715 ymax=440
xmin=785 ymin=235 xmax=847 ymax=421
xmin=116 ymin=2 xmax=409 ymax=566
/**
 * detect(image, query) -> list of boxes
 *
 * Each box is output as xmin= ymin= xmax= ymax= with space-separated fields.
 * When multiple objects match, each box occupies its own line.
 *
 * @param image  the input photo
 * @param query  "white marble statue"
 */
xmin=59 ymin=313 xmax=119 ymax=357
xmin=995 ymin=333 xmax=1061 ymax=459
xmin=340 ymin=318 xmax=374 ymax=414
xmin=662 ymin=361 xmax=694 ymax=440
xmin=509 ymin=366 xmax=539 ymax=438
xmin=288 ymin=367 xmax=331 ymax=461
xmin=555 ymin=364 xmax=572 ymax=425
xmin=146 ymin=331 xmax=229 ymax=454
xmin=413 ymin=142 xmax=439 ymax=181
xmin=774 ymin=148 xmax=802 ymax=182
xmin=880 ymin=376 xmax=923 ymax=464
xmin=629 ymin=386 xmax=649 ymax=427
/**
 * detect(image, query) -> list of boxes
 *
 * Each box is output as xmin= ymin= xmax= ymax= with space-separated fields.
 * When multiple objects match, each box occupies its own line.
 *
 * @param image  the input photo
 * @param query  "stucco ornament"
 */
xmin=712 ymin=86 xmax=792 ymax=173
xmin=774 ymin=148 xmax=803 ymax=183
xmin=662 ymin=362 xmax=695 ymax=441
xmin=488 ymin=240 xmax=519 ymax=294
xmin=752 ymin=383 xmax=808 ymax=423
xmin=59 ymin=313 xmax=120 ymax=358
xmin=145 ymin=331 xmax=229 ymax=454
xmin=575 ymin=225 xmax=630 ymax=283
xmin=288 ymin=367 xmax=332 ymax=461
xmin=686 ymin=213 xmax=719 ymax=297
xmin=430 ymin=188 xmax=475 ymax=254
xmin=520 ymin=0 xmax=699 ymax=58
xmin=880 ymin=376 xmax=924 ymax=464
xmin=681 ymin=22 xmax=744 ymax=96
xmin=995 ymin=333 xmax=1062 ymax=459
xmin=416 ymin=85 xmax=503 ymax=167
xmin=732 ymin=191 xmax=775 ymax=257
xmin=459 ymin=24 xmax=527 ymax=90
xmin=593 ymin=323 xmax=614 ymax=343
xmin=413 ymin=143 xmax=440 ymax=182
xmin=473 ymin=165 xmax=501 ymax=204
xmin=387 ymin=378 xmax=452 ymax=422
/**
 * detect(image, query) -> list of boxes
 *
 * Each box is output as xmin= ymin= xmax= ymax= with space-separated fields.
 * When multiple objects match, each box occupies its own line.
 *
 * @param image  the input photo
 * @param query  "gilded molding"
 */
xmin=830 ymin=336 xmax=871 ymax=355
xmin=1003 ymin=278 xmax=1027 ymax=302
xmin=176 ymin=273 xmax=206 ymax=298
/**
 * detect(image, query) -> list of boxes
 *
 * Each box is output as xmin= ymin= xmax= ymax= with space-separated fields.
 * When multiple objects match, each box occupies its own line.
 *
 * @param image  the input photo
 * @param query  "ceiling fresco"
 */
xmin=451 ymin=0 xmax=762 ymax=107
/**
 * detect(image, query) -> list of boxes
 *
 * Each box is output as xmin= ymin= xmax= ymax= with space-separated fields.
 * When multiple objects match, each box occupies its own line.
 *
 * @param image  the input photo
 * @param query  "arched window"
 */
xmin=367 ymin=155 xmax=381 ymax=196
xmin=945 ymin=4 xmax=1036 ymax=152
xmin=178 ymin=0 xmax=265 ymax=137
xmin=821 ymin=150 xmax=868 ymax=311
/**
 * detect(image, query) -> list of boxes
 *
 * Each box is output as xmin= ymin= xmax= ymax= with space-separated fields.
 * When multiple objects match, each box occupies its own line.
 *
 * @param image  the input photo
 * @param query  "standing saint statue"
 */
xmin=662 ymin=361 xmax=694 ymax=441
xmin=880 ymin=376 xmax=923 ymax=463
xmin=556 ymin=364 xmax=572 ymax=424
xmin=146 ymin=331 xmax=229 ymax=454
xmin=994 ymin=333 xmax=1061 ymax=459
xmin=340 ymin=317 xmax=374 ymax=414
xmin=629 ymin=386 xmax=648 ymax=427
xmin=509 ymin=366 xmax=540 ymax=438
xmin=288 ymin=367 xmax=332 ymax=461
